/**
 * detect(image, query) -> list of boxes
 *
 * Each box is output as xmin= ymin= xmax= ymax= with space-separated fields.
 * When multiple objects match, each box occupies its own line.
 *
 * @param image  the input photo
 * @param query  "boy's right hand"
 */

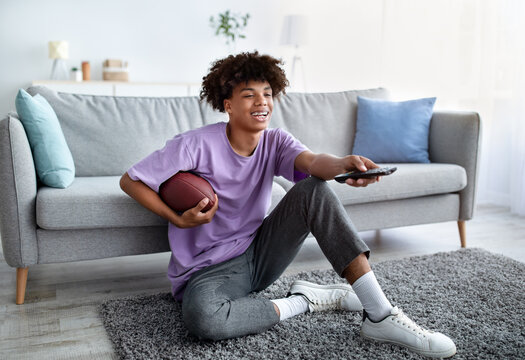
xmin=174 ymin=194 xmax=219 ymax=228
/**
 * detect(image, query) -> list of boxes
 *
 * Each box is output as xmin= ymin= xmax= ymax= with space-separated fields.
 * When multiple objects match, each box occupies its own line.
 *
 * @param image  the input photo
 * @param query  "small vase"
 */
xmin=70 ymin=70 xmax=83 ymax=82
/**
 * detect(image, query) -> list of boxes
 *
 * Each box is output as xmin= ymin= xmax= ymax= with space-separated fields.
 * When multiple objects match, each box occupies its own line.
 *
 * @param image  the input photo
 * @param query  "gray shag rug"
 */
xmin=99 ymin=248 xmax=525 ymax=359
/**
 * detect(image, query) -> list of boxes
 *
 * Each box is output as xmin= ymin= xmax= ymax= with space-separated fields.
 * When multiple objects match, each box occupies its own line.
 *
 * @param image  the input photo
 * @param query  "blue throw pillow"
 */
xmin=15 ymin=89 xmax=75 ymax=188
xmin=352 ymin=96 xmax=436 ymax=163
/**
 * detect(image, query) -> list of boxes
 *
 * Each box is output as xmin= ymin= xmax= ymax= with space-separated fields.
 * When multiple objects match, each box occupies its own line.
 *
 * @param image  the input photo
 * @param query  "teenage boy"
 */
xmin=120 ymin=51 xmax=456 ymax=358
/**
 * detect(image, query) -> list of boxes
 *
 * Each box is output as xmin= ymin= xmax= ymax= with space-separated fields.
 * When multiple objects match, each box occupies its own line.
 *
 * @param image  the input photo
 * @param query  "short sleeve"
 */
xmin=127 ymin=135 xmax=194 ymax=192
xmin=273 ymin=129 xmax=309 ymax=183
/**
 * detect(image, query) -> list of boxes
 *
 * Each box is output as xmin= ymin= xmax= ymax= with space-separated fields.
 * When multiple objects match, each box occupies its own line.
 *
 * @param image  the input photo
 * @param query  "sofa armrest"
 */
xmin=428 ymin=111 xmax=482 ymax=221
xmin=0 ymin=114 xmax=38 ymax=268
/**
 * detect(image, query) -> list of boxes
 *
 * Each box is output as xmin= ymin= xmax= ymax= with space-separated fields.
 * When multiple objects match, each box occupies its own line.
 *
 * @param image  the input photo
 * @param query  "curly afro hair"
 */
xmin=200 ymin=51 xmax=289 ymax=113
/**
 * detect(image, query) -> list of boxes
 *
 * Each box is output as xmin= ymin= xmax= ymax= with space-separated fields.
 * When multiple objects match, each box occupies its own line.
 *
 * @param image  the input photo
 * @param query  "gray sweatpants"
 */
xmin=181 ymin=177 xmax=370 ymax=340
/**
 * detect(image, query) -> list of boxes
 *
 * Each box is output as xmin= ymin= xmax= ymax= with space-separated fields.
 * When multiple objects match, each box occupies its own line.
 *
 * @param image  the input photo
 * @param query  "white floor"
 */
xmin=0 ymin=204 xmax=524 ymax=359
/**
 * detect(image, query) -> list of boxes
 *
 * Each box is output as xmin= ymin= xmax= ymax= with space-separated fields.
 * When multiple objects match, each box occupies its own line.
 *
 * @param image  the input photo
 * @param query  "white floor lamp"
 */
xmin=280 ymin=15 xmax=308 ymax=91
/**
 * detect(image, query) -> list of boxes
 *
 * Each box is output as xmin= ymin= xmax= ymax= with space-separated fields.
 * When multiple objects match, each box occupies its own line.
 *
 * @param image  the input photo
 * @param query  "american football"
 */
xmin=159 ymin=172 xmax=215 ymax=213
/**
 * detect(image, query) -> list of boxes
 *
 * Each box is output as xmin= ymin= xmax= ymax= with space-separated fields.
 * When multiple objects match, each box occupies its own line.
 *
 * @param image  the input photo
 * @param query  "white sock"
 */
xmin=351 ymin=271 xmax=393 ymax=322
xmin=270 ymin=295 xmax=309 ymax=321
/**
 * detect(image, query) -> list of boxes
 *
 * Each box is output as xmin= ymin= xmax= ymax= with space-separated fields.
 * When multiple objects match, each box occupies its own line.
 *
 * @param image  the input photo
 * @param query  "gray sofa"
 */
xmin=0 ymin=86 xmax=481 ymax=305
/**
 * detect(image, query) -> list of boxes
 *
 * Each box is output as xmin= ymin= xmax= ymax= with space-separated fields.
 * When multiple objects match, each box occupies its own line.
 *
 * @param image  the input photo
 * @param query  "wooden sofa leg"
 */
xmin=16 ymin=267 xmax=29 ymax=305
xmin=457 ymin=220 xmax=467 ymax=248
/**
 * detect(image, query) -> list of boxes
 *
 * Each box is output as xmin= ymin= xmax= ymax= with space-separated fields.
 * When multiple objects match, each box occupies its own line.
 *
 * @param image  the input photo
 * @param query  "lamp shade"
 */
xmin=280 ymin=15 xmax=308 ymax=47
xmin=48 ymin=41 xmax=69 ymax=59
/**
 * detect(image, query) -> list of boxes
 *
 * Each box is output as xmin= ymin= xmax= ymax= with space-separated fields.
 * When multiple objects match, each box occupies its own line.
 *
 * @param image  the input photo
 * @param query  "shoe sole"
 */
xmin=360 ymin=331 xmax=457 ymax=359
xmin=290 ymin=280 xmax=354 ymax=293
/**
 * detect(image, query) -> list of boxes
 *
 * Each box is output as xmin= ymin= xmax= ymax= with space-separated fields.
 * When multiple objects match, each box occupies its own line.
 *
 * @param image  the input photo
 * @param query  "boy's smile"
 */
xmin=251 ymin=110 xmax=270 ymax=122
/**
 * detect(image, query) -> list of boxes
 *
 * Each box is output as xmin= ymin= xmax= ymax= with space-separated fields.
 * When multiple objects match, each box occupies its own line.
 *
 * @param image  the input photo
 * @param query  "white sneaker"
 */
xmin=361 ymin=306 xmax=457 ymax=358
xmin=288 ymin=280 xmax=363 ymax=312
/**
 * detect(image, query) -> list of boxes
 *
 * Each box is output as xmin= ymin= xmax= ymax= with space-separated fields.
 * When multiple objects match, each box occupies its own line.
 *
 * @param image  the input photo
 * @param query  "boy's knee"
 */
xmin=182 ymin=299 xmax=232 ymax=341
xmin=294 ymin=176 xmax=335 ymax=201
xmin=294 ymin=176 xmax=326 ymax=192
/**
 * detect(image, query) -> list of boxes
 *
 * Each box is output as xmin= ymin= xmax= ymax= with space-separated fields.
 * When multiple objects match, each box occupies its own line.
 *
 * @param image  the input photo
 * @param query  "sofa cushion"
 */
xmin=36 ymin=177 xmax=289 ymax=230
xmin=330 ymin=163 xmax=467 ymax=206
xmin=352 ymin=96 xmax=436 ymax=163
xmin=273 ymin=163 xmax=466 ymax=206
xmin=27 ymin=86 xmax=227 ymax=177
xmin=14 ymin=89 xmax=75 ymax=188
xmin=37 ymin=164 xmax=464 ymax=230
xmin=37 ymin=177 xmax=165 ymax=230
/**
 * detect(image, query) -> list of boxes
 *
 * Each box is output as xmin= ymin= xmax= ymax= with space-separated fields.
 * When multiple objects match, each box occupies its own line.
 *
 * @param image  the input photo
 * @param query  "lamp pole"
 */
xmin=280 ymin=15 xmax=308 ymax=92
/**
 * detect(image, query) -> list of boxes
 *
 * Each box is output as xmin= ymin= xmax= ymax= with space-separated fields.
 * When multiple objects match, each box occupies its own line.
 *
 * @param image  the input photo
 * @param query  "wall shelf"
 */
xmin=32 ymin=80 xmax=201 ymax=97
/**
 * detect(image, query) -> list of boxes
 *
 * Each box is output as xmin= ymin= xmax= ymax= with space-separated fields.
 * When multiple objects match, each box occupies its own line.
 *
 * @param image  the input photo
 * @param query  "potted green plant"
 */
xmin=70 ymin=67 xmax=82 ymax=82
xmin=210 ymin=10 xmax=250 ymax=52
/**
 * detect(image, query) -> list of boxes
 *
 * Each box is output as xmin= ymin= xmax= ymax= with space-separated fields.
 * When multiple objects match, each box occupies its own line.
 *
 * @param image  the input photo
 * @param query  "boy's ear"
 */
xmin=224 ymin=99 xmax=232 ymax=113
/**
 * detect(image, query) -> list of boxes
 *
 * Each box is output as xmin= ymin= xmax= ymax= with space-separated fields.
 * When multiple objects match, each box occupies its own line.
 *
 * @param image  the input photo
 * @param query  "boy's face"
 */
xmin=224 ymin=80 xmax=273 ymax=134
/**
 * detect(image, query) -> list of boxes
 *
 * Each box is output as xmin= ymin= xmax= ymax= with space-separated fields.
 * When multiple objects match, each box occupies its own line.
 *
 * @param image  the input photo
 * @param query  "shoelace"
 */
xmin=391 ymin=307 xmax=432 ymax=338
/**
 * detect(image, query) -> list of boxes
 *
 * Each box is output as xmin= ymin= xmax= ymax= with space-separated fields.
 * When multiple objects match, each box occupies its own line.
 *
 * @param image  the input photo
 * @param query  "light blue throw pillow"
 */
xmin=352 ymin=96 xmax=436 ymax=163
xmin=15 ymin=89 xmax=75 ymax=188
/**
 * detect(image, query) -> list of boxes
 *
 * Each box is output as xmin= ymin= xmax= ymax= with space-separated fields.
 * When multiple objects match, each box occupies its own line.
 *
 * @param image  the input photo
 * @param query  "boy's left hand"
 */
xmin=343 ymin=155 xmax=381 ymax=187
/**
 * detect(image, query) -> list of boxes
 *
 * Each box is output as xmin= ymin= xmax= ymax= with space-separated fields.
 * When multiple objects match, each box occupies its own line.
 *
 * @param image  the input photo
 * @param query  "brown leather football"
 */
xmin=159 ymin=172 xmax=215 ymax=213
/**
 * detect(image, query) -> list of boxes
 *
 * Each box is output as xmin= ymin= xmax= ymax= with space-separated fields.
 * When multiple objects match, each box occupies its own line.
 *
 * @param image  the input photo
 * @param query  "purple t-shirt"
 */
xmin=127 ymin=122 xmax=308 ymax=300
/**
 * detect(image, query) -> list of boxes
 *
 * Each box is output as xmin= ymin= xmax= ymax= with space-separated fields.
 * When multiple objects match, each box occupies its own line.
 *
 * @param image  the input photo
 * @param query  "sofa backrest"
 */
xmin=27 ymin=86 xmax=389 ymax=177
xmin=27 ymin=86 xmax=226 ymax=177
xmin=271 ymin=88 xmax=389 ymax=157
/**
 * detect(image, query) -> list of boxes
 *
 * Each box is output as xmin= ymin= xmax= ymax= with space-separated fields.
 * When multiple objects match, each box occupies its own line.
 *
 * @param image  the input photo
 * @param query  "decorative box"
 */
xmin=103 ymin=59 xmax=129 ymax=81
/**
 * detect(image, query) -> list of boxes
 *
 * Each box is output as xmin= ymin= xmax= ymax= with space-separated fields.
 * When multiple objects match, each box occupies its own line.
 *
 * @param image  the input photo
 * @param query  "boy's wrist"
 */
xmin=160 ymin=206 xmax=181 ymax=227
xmin=170 ymin=213 xmax=183 ymax=228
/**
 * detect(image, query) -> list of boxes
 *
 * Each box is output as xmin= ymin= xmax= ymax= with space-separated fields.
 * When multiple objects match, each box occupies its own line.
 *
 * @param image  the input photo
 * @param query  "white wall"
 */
xmin=0 ymin=0 xmax=281 ymax=114
xmin=0 ymin=0 xmax=490 ymax=114
xmin=0 ymin=0 xmax=392 ymax=115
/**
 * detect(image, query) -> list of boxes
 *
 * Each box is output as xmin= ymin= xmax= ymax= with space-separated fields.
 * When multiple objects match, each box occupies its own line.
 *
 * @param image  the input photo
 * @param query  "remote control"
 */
xmin=334 ymin=166 xmax=397 ymax=183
